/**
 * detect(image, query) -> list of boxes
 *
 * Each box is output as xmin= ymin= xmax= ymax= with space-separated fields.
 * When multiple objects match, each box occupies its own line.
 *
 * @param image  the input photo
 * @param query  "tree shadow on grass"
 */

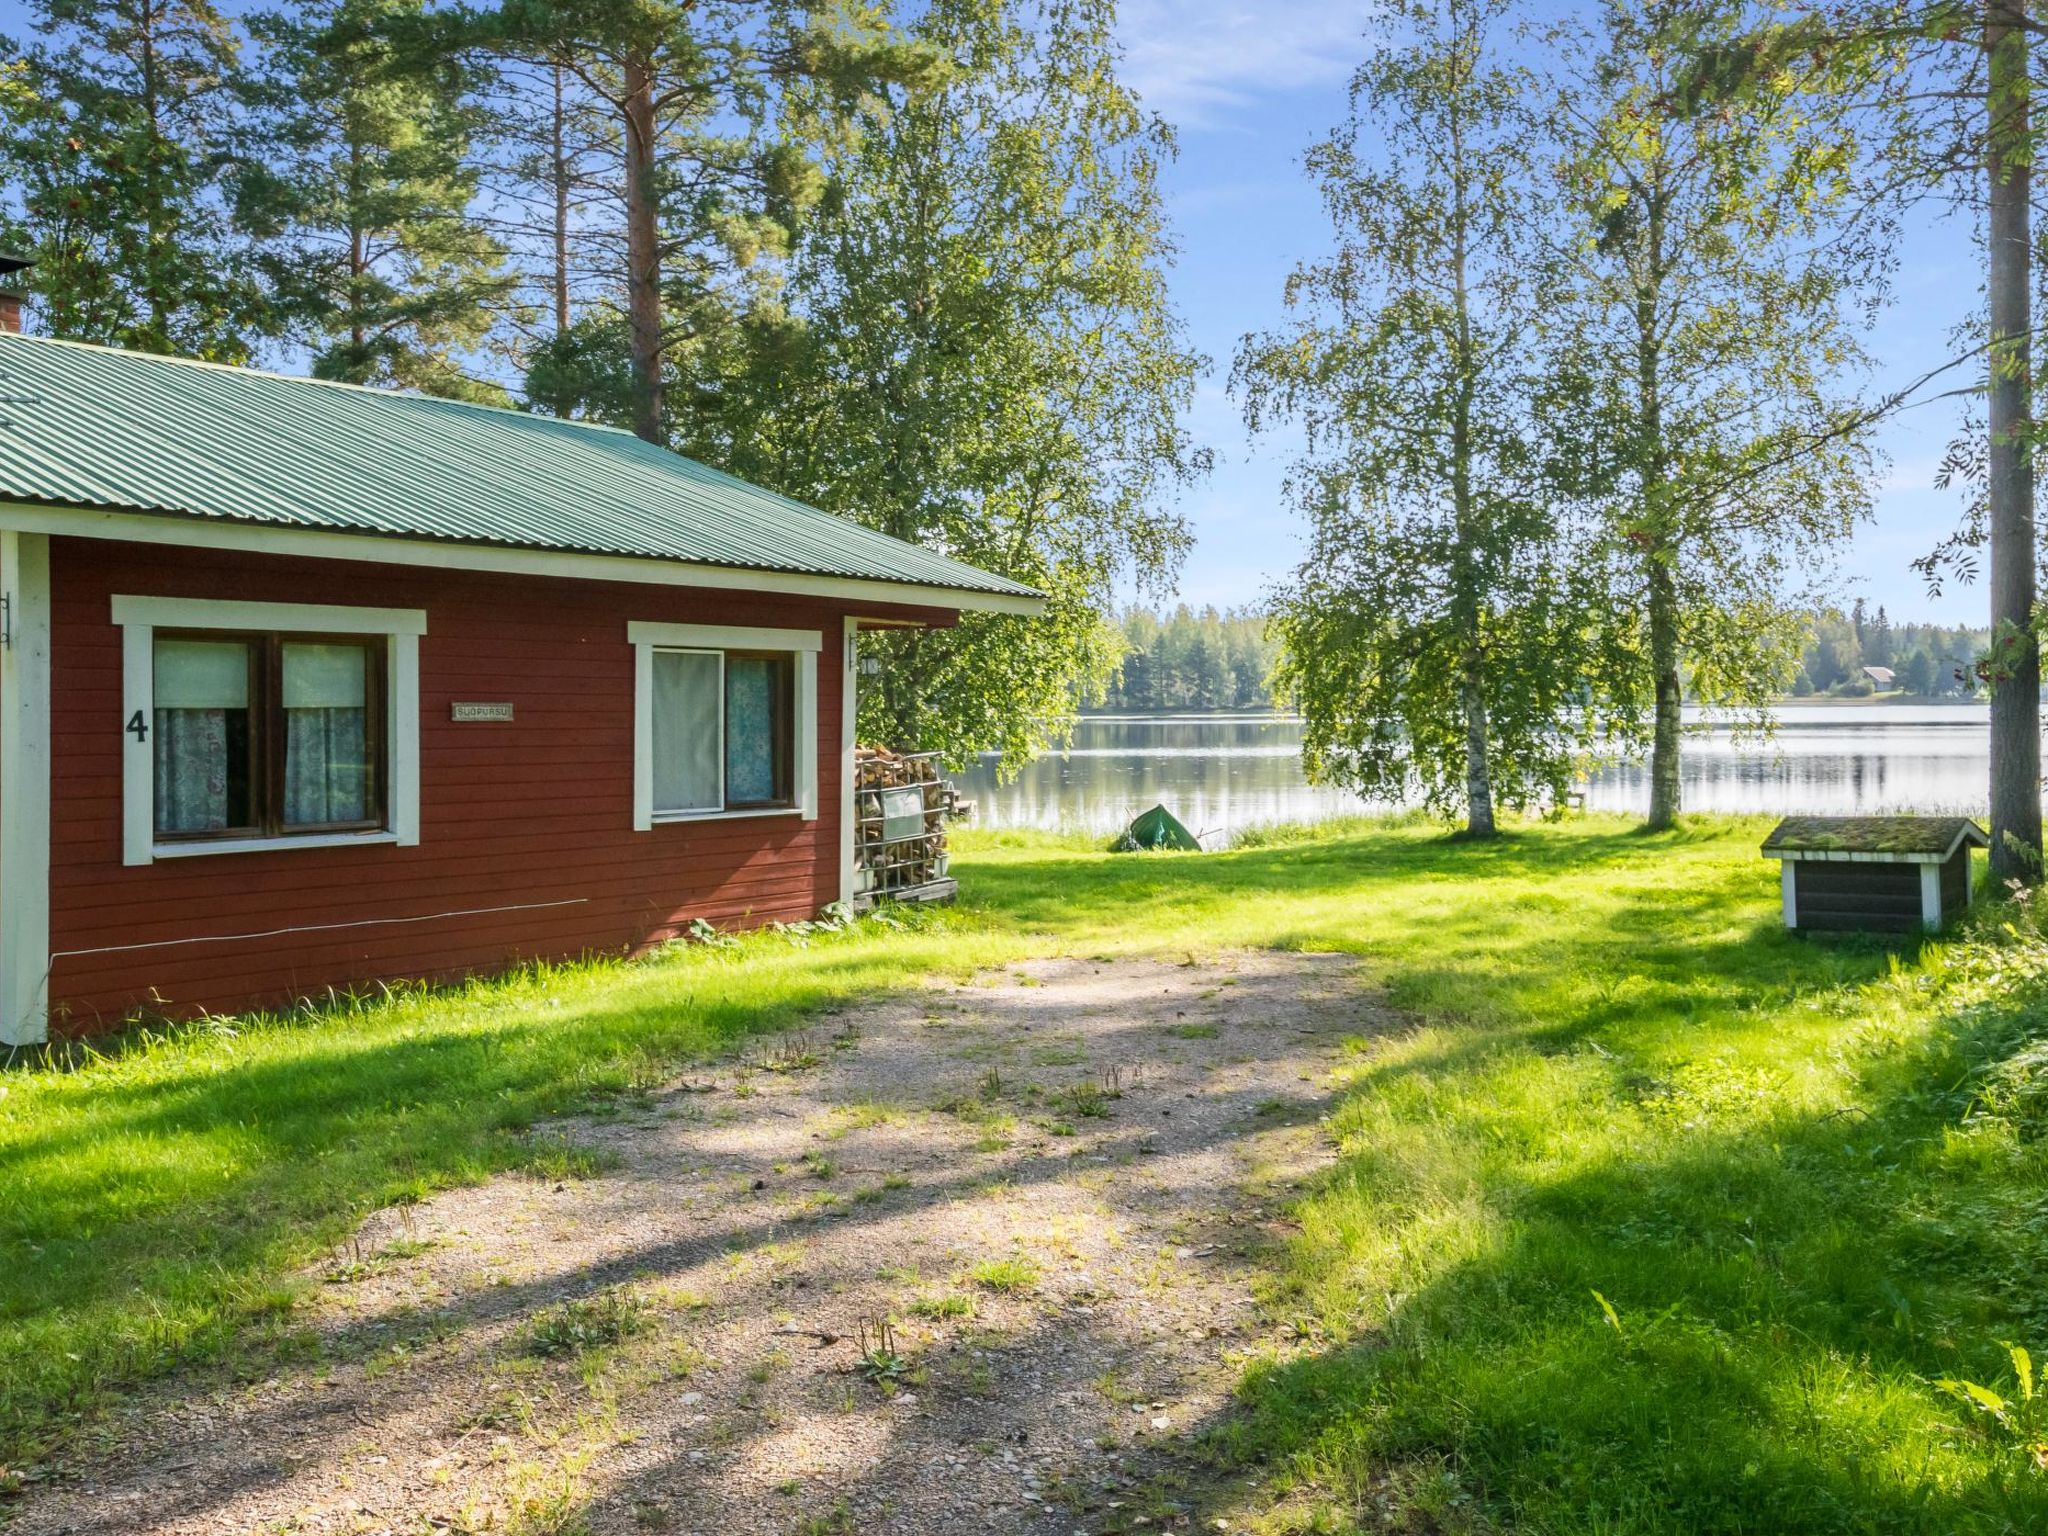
xmin=1187 ymin=918 xmax=2048 ymax=1535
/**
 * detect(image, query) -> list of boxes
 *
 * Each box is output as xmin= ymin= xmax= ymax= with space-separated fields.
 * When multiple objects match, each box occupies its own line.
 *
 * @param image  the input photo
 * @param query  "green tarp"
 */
xmin=1112 ymin=804 xmax=1201 ymax=852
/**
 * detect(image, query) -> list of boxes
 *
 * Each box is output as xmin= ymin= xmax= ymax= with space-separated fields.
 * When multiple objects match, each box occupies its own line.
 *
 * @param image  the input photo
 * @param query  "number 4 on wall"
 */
xmin=126 ymin=710 xmax=148 ymax=743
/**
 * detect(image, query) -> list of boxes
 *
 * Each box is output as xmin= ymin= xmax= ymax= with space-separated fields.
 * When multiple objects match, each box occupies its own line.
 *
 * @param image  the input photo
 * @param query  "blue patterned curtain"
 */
xmin=725 ymin=656 xmax=785 ymax=804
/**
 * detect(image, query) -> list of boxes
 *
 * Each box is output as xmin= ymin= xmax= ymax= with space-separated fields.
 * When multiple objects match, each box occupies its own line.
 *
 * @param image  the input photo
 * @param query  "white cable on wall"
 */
xmin=48 ymin=897 xmax=592 ymax=962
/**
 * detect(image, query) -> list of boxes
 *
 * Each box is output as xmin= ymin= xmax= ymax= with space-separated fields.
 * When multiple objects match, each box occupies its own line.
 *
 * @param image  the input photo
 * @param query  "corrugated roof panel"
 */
xmin=0 ymin=333 xmax=1042 ymax=600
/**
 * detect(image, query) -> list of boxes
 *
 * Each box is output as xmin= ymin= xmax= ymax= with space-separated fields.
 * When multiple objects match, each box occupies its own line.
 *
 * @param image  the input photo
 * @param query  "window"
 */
xmin=113 ymin=597 xmax=425 ymax=864
xmin=629 ymin=622 xmax=819 ymax=828
xmin=152 ymin=632 xmax=385 ymax=842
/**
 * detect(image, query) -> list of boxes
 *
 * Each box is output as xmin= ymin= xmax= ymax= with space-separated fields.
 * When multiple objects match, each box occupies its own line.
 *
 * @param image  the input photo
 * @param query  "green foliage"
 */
xmin=1797 ymin=604 xmax=1987 ymax=698
xmin=1239 ymin=0 xmax=1612 ymax=833
xmin=1546 ymin=0 xmax=1880 ymax=826
xmin=0 ymin=0 xmax=271 ymax=358
xmin=520 ymin=1289 xmax=649 ymax=1357
xmin=244 ymin=0 xmax=516 ymax=398
xmin=710 ymin=0 xmax=1207 ymax=767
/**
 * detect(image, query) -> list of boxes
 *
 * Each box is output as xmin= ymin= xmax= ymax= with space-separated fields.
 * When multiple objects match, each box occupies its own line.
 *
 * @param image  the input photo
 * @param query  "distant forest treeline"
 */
xmin=1794 ymin=602 xmax=1988 ymax=698
xmin=1098 ymin=600 xmax=1989 ymax=713
xmin=1098 ymin=606 xmax=1281 ymax=711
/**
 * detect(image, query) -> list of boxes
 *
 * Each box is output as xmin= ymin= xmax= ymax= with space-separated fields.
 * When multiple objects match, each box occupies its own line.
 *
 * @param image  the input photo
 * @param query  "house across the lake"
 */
xmin=0 ymin=323 xmax=1041 ymax=1043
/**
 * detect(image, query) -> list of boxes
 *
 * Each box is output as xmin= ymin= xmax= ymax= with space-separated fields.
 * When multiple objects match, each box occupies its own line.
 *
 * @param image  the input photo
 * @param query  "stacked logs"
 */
xmin=854 ymin=747 xmax=950 ymax=893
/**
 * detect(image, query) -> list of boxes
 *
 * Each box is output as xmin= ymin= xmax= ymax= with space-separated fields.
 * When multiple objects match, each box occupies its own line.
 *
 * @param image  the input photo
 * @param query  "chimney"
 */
xmin=0 ymin=252 xmax=30 ymax=334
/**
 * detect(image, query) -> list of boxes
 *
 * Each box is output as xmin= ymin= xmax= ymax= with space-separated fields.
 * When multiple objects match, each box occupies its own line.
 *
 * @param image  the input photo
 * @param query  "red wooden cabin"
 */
xmin=0 ymin=328 xmax=1040 ymax=1041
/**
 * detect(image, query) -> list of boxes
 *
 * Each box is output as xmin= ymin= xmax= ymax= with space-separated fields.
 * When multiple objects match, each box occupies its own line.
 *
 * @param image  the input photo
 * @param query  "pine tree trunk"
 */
xmin=1987 ymin=3 xmax=2042 ymax=882
xmin=621 ymin=51 xmax=665 ymax=445
xmin=139 ymin=0 xmax=169 ymax=351
xmin=1646 ymin=557 xmax=1683 ymax=830
xmin=552 ymin=61 xmax=571 ymax=341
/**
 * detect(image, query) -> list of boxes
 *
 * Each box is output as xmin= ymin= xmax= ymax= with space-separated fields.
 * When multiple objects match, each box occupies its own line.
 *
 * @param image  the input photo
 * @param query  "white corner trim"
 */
xmin=390 ymin=633 xmax=421 ymax=847
xmin=5 ymin=501 xmax=1044 ymax=616
xmin=631 ymin=640 xmax=654 ymax=833
xmin=0 ymin=532 xmax=53 ymax=1045
xmin=629 ymin=621 xmax=821 ymax=830
xmin=626 ymin=621 xmax=822 ymax=653
xmin=1779 ymin=860 xmax=1798 ymax=930
xmin=838 ymin=617 xmax=858 ymax=906
xmin=111 ymin=595 xmax=427 ymax=635
xmin=112 ymin=595 xmax=426 ymax=866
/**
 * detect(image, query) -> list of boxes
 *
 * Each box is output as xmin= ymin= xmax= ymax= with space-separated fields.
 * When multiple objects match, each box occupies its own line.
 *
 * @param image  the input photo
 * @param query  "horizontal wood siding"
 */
xmin=1941 ymin=848 xmax=1970 ymax=919
xmin=1792 ymin=859 xmax=1923 ymax=933
xmin=42 ymin=537 xmax=951 ymax=1029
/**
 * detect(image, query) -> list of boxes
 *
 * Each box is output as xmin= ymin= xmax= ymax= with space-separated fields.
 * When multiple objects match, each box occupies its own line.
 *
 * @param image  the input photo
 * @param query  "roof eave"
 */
xmin=0 ymin=499 xmax=1048 ymax=616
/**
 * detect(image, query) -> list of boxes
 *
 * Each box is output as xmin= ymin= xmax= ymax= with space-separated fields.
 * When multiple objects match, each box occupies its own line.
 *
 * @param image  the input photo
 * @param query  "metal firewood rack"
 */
xmin=853 ymin=749 xmax=958 ymax=907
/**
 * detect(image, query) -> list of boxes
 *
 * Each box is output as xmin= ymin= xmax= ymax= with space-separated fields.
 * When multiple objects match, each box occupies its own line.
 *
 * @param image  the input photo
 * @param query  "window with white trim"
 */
xmin=112 ymin=597 xmax=425 ymax=864
xmin=629 ymin=622 xmax=820 ymax=828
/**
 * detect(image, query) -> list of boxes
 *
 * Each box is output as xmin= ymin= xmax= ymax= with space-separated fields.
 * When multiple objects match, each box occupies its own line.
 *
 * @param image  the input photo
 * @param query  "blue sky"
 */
xmin=1116 ymin=1 xmax=1988 ymax=627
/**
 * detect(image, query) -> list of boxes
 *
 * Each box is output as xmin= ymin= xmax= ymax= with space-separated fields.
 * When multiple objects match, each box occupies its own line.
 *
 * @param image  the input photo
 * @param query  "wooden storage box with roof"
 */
xmin=1761 ymin=815 xmax=1988 ymax=933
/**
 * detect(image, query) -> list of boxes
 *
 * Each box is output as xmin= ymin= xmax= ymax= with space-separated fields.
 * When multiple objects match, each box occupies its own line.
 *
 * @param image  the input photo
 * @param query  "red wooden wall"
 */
xmin=42 ymin=536 xmax=948 ymax=1029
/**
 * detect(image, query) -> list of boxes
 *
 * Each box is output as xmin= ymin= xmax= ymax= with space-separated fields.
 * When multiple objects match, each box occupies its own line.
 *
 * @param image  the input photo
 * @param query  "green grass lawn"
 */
xmin=5 ymin=814 xmax=2047 ymax=1533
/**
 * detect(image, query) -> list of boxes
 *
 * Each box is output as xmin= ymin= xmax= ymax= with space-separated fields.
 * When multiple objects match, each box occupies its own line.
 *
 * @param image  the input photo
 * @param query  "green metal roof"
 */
xmin=0 ymin=332 xmax=1042 ymax=604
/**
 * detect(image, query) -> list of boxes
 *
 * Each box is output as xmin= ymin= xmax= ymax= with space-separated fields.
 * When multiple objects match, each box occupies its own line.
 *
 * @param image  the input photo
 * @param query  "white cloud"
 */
xmin=1116 ymin=1 xmax=1370 ymax=128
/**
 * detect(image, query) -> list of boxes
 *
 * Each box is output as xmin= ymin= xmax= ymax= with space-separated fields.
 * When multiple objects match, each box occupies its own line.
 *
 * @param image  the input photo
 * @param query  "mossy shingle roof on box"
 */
xmin=0 ymin=332 xmax=1041 ymax=604
xmin=1762 ymin=815 xmax=1988 ymax=858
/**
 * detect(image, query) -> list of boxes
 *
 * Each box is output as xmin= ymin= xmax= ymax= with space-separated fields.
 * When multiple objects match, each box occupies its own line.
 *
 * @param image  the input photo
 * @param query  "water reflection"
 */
xmin=955 ymin=707 xmax=1998 ymax=838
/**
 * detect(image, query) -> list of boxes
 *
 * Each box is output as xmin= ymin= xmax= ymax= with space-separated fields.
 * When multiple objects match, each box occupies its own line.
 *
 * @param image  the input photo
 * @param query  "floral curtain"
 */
xmin=153 ymin=638 xmax=249 ymax=834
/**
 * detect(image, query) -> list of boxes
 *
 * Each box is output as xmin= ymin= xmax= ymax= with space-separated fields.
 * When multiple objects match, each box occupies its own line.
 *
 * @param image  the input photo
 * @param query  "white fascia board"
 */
xmin=3 ymin=501 xmax=1046 ymax=617
xmin=626 ymin=621 xmax=822 ymax=652
xmin=1764 ymin=849 xmax=1949 ymax=865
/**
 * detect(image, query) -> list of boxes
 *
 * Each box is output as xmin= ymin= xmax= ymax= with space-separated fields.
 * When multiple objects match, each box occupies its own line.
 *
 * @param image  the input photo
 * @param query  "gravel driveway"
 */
xmin=14 ymin=951 xmax=1382 ymax=1536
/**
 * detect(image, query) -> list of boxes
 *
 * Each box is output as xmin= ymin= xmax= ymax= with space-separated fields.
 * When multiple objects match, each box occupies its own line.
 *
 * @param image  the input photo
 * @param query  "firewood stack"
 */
xmin=853 ymin=747 xmax=954 ymax=898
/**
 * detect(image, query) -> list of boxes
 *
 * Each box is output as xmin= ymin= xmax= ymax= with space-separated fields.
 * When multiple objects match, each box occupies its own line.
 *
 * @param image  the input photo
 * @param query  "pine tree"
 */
xmin=247 ymin=0 xmax=515 ymax=397
xmin=0 ymin=0 xmax=270 ymax=358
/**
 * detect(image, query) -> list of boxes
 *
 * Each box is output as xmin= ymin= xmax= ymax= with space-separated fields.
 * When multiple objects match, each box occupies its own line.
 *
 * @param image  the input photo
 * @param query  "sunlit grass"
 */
xmin=4 ymin=812 xmax=2046 ymax=1533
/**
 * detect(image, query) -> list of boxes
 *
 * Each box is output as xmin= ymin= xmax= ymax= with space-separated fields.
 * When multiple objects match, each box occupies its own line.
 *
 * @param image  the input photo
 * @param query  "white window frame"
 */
xmin=628 ymin=621 xmax=820 ymax=830
xmin=111 ymin=596 xmax=426 ymax=866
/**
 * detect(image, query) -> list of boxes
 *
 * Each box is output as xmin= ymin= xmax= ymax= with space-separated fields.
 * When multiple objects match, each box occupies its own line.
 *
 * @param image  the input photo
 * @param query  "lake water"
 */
xmin=954 ymin=707 xmax=1999 ymax=839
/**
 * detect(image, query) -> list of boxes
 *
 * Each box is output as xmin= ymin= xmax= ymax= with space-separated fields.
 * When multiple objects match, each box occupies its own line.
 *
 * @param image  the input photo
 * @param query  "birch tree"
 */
xmin=1238 ymin=0 xmax=1601 ymax=836
xmin=1551 ymin=0 xmax=1878 ymax=831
